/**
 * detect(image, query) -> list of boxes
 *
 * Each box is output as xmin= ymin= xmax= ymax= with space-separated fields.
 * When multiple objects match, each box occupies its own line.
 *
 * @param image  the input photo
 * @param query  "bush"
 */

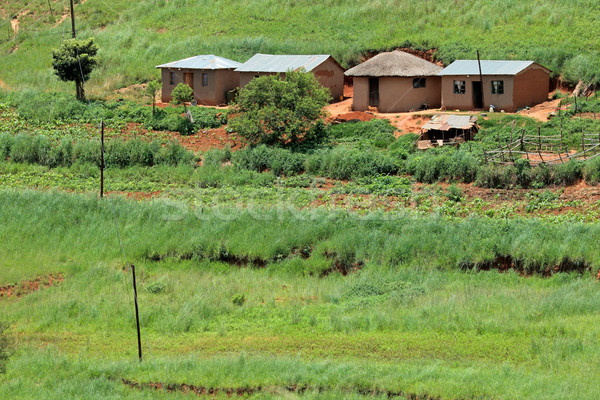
xmin=0 ymin=133 xmax=13 ymax=160
xmin=583 ymin=157 xmax=600 ymax=185
xmin=231 ymin=294 xmax=246 ymax=306
xmin=9 ymin=135 xmax=52 ymax=165
xmin=232 ymin=145 xmax=305 ymax=176
xmin=203 ymin=148 xmax=231 ymax=168
xmin=229 ymin=70 xmax=330 ymax=146
xmin=476 ymin=165 xmax=517 ymax=189
xmin=389 ymin=133 xmax=418 ymax=159
xmin=306 ymin=147 xmax=399 ymax=179
xmin=446 ymin=184 xmax=463 ymax=202
xmin=551 ymin=160 xmax=582 ymax=186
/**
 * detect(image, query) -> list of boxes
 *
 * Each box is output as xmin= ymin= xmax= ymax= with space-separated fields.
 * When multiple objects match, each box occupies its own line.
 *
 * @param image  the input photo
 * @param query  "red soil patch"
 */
xmin=334 ymin=111 xmax=376 ymax=122
xmin=174 ymin=127 xmax=243 ymax=152
xmin=0 ymin=273 xmax=64 ymax=300
xmin=516 ymin=98 xmax=562 ymax=122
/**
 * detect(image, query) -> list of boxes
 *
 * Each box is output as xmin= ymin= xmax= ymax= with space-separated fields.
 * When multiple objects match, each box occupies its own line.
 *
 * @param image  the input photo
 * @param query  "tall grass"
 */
xmin=1 ymin=0 xmax=600 ymax=97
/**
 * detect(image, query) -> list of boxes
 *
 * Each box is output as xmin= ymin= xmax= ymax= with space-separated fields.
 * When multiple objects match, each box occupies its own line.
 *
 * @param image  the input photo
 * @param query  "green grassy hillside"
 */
xmin=1 ymin=0 xmax=599 ymax=98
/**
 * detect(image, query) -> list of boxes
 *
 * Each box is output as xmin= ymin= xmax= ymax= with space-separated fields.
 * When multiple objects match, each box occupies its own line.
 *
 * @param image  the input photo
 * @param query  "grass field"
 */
xmin=1 ymin=0 xmax=600 ymax=97
xmin=1 ymin=190 xmax=600 ymax=399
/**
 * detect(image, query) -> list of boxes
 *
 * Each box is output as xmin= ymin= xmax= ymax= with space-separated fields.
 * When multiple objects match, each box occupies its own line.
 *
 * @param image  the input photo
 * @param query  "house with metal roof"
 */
xmin=235 ymin=54 xmax=345 ymax=100
xmin=344 ymin=51 xmax=443 ymax=113
xmin=156 ymin=55 xmax=242 ymax=106
xmin=438 ymin=60 xmax=551 ymax=112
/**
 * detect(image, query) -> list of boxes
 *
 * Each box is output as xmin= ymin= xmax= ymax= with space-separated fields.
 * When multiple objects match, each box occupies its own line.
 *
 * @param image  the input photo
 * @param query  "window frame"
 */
xmin=202 ymin=73 xmax=208 ymax=87
xmin=453 ymin=80 xmax=466 ymax=94
xmin=491 ymin=80 xmax=504 ymax=95
xmin=413 ymin=77 xmax=427 ymax=88
xmin=169 ymin=72 xmax=176 ymax=85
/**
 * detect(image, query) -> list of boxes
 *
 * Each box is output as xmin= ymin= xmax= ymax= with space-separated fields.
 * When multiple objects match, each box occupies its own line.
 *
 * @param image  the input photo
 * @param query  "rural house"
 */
xmin=156 ymin=55 xmax=241 ymax=106
xmin=438 ymin=60 xmax=551 ymax=112
xmin=235 ymin=54 xmax=345 ymax=100
xmin=344 ymin=50 xmax=443 ymax=113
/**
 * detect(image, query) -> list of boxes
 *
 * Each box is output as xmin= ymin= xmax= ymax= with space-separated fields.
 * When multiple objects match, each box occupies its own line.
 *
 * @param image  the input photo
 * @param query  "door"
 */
xmin=184 ymin=72 xmax=194 ymax=91
xmin=472 ymin=81 xmax=483 ymax=109
xmin=369 ymin=78 xmax=379 ymax=107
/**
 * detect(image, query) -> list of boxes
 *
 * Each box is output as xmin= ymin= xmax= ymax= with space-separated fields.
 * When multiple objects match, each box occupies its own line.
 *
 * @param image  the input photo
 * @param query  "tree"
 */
xmin=145 ymin=79 xmax=161 ymax=115
xmin=52 ymin=38 xmax=98 ymax=101
xmin=229 ymin=69 xmax=331 ymax=146
xmin=171 ymin=83 xmax=193 ymax=111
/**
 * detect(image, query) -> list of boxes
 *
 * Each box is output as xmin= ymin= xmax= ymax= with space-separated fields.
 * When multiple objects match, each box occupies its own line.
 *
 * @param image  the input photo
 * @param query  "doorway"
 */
xmin=472 ymin=81 xmax=483 ymax=109
xmin=184 ymin=72 xmax=194 ymax=91
xmin=369 ymin=78 xmax=379 ymax=107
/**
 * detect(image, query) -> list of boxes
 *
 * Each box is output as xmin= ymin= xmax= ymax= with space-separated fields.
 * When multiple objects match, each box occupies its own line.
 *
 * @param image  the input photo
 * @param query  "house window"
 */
xmin=454 ymin=80 xmax=466 ymax=94
xmin=491 ymin=80 xmax=504 ymax=95
xmin=202 ymin=73 xmax=208 ymax=86
xmin=413 ymin=77 xmax=426 ymax=88
xmin=169 ymin=72 xmax=176 ymax=85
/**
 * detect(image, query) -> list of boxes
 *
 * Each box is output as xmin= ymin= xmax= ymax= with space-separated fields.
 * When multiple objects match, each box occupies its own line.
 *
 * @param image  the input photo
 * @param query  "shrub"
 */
xmin=389 ymin=133 xmax=418 ymax=159
xmin=229 ymin=70 xmax=330 ymax=146
xmin=550 ymin=160 xmax=582 ymax=186
xmin=0 ymin=134 xmax=13 ymax=160
xmin=306 ymin=147 xmax=399 ymax=179
xmin=583 ymin=157 xmax=600 ymax=185
xmin=203 ymin=148 xmax=231 ymax=168
xmin=9 ymin=135 xmax=52 ymax=165
xmin=476 ymin=165 xmax=516 ymax=188
xmin=232 ymin=145 xmax=305 ymax=176
xmin=73 ymin=140 xmax=101 ymax=167
xmin=231 ymin=294 xmax=246 ymax=306
xmin=446 ymin=184 xmax=463 ymax=202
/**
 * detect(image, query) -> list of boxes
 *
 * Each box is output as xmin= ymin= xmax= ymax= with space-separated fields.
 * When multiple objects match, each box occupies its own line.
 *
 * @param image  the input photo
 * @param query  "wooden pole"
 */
xmin=47 ymin=0 xmax=53 ymax=15
xmin=69 ymin=0 xmax=76 ymax=38
xmin=581 ymin=127 xmax=585 ymax=159
xmin=537 ymin=127 xmax=544 ymax=163
xmin=509 ymin=123 xmax=514 ymax=162
xmin=477 ymin=50 xmax=485 ymax=109
xmin=131 ymin=264 xmax=143 ymax=362
xmin=100 ymin=121 xmax=104 ymax=198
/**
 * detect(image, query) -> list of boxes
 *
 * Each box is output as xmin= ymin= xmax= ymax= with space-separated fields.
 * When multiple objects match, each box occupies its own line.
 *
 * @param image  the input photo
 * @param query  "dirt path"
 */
xmin=516 ymin=98 xmax=562 ymax=122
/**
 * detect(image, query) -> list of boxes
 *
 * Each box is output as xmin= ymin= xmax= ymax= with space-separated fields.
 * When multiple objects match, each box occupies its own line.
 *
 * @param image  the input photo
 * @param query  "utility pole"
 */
xmin=100 ymin=121 xmax=104 ymax=198
xmin=131 ymin=264 xmax=143 ymax=362
xmin=70 ymin=0 xmax=76 ymax=38
xmin=477 ymin=50 xmax=485 ymax=110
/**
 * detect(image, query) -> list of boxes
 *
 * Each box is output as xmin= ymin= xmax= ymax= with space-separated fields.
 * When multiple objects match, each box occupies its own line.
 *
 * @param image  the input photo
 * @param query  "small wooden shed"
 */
xmin=345 ymin=51 xmax=443 ymax=113
xmin=156 ymin=55 xmax=241 ymax=106
xmin=418 ymin=114 xmax=478 ymax=149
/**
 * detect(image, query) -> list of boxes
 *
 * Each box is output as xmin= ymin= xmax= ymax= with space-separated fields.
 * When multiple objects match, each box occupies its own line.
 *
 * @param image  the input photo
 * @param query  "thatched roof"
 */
xmin=345 ymin=51 xmax=442 ymax=77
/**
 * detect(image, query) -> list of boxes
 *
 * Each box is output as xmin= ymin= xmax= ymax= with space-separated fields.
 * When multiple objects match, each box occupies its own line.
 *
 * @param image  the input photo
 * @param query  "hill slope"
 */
xmin=1 ymin=0 xmax=599 ymax=97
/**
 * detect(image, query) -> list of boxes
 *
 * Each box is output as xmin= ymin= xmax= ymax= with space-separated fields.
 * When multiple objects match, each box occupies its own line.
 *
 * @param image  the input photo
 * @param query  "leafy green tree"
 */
xmin=171 ymin=83 xmax=193 ymax=111
xmin=229 ymin=70 xmax=331 ymax=146
xmin=145 ymin=79 xmax=161 ymax=115
xmin=51 ymin=38 xmax=98 ymax=101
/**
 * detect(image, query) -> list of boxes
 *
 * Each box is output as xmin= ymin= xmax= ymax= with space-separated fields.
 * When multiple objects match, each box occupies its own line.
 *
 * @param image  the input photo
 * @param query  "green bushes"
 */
xmin=306 ymin=147 xmax=399 ymax=179
xmin=404 ymin=150 xmax=478 ymax=183
xmin=330 ymin=119 xmax=398 ymax=149
xmin=232 ymin=145 xmax=306 ymax=176
xmin=475 ymin=160 xmax=584 ymax=189
xmin=0 ymin=134 xmax=195 ymax=168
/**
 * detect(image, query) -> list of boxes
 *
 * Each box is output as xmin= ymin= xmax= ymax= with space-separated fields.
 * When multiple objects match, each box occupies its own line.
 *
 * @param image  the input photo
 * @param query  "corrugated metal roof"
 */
xmin=235 ymin=54 xmax=333 ymax=73
xmin=422 ymin=114 xmax=477 ymax=131
xmin=438 ymin=60 xmax=538 ymax=76
xmin=156 ymin=55 xmax=241 ymax=70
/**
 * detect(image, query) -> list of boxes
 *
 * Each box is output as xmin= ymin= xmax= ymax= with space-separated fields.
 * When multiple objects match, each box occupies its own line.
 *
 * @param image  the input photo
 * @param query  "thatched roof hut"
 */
xmin=345 ymin=51 xmax=443 ymax=77
xmin=346 ymin=51 xmax=443 ymax=113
